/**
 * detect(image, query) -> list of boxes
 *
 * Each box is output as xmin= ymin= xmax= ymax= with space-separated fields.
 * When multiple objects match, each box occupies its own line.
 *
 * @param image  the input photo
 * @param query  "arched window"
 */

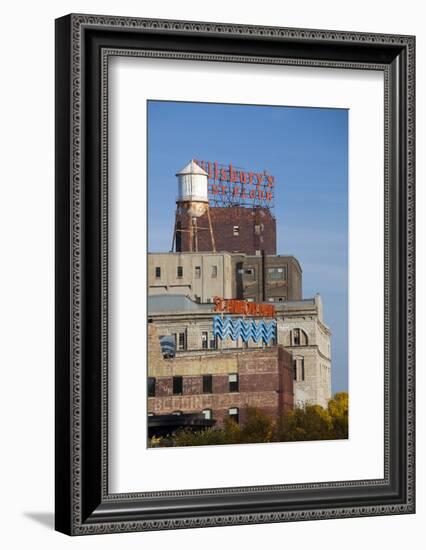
xmin=290 ymin=328 xmax=308 ymax=346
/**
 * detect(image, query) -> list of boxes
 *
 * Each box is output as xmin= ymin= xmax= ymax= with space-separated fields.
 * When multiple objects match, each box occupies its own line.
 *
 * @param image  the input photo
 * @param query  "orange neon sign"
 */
xmin=213 ymin=297 xmax=275 ymax=317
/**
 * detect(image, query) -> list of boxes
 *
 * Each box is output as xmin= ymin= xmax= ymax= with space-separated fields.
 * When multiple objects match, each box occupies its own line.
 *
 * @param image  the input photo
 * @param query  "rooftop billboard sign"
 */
xmin=213 ymin=297 xmax=275 ymax=317
xmin=194 ymin=159 xmax=275 ymax=209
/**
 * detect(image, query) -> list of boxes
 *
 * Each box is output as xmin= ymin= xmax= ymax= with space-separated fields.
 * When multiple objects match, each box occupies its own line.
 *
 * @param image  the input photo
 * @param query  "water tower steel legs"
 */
xmin=207 ymin=207 xmax=216 ymax=253
xmin=171 ymin=205 xmax=216 ymax=253
xmin=171 ymin=212 xmax=177 ymax=252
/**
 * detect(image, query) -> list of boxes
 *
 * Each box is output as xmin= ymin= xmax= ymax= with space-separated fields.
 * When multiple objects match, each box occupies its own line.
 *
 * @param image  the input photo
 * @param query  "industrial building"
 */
xmin=174 ymin=206 xmax=277 ymax=255
xmin=148 ymin=319 xmax=294 ymax=427
xmin=147 ymin=293 xmax=331 ymax=413
xmin=147 ymin=159 xmax=332 ymax=436
xmin=148 ymin=251 xmax=302 ymax=303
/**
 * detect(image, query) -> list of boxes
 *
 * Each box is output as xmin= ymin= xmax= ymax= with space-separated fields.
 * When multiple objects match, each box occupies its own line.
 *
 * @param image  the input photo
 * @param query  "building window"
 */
xmin=202 ymin=331 xmax=216 ymax=350
xmin=202 ymin=331 xmax=208 ymax=350
xmin=268 ymin=267 xmax=286 ymax=280
xmin=203 ymin=374 xmax=212 ymax=394
xmin=155 ymin=267 xmax=161 ymax=278
xmin=195 ymin=266 xmax=201 ymax=278
xmin=233 ymin=225 xmax=240 ymax=236
xmin=255 ymin=249 xmax=261 ymax=256
xmin=229 ymin=407 xmax=239 ymax=424
xmin=254 ymin=224 xmax=261 ymax=235
xmin=291 ymin=328 xmax=308 ymax=346
xmin=177 ymin=266 xmax=183 ymax=278
xmin=211 ymin=265 xmax=218 ymax=278
xmin=293 ymin=329 xmax=300 ymax=345
xmin=229 ymin=373 xmax=239 ymax=392
xmin=293 ymin=357 xmax=305 ymax=381
xmin=173 ymin=376 xmax=183 ymax=395
xmin=172 ymin=410 xmax=182 ymax=415
xmin=147 ymin=377 xmax=156 ymax=397
xmin=173 ymin=331 xmax=186 ymax=351
xmin=202 ymin=409 xmax=212 ymax=420
xmin=244 ymin=268 xmax=255 ymax=278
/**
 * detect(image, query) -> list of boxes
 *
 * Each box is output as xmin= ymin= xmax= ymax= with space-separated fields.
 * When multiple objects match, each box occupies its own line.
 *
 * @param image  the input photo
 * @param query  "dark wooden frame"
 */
xmin=55 ymin=13 xmax=415 ymax=535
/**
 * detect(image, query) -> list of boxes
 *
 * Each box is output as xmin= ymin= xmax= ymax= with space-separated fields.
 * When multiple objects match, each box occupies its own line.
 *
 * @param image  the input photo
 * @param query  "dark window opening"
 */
xmin=173 ymin=376 xmax=183 ymax=395
xmin=202 ymin=331 xmax=208 ymax=350
xmin=155 ymin=267 xmax=161 ymax=278
xmin=148 ymin=377 xmax=156 ymax=397
xmin=177 ymin=266 xmax=183 ymax=278
xmin=203 ymin=374 xmax=212 ymax=394
xmin=293 ymin=329 xmax=300 ymax=346
xmin=229 ymin=373 xmax=239 ymax=392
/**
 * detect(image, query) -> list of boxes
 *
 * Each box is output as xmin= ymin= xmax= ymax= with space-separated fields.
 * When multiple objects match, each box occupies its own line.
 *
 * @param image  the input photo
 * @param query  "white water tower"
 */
xmin=172 ymin=160 xmax=216 ymax=252
xmin=175 ymin=160 xmax=209 ymax=217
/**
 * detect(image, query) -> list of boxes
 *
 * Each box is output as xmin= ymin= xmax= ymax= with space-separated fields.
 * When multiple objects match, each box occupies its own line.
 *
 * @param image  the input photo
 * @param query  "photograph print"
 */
xmin=146 ymin=100 xmax=348 ymax=448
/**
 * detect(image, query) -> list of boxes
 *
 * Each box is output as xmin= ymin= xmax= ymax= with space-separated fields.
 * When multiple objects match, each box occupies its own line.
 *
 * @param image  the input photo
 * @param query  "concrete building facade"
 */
xmin=148 ymin=252 xmax=234 ymax=303
xmin=148 ymin=252 xmax=302 ymax=304
xmin=232 ymin=254 xmax=302 ymax=303
xmin=275 ymin=296 xmax=332 ymax=408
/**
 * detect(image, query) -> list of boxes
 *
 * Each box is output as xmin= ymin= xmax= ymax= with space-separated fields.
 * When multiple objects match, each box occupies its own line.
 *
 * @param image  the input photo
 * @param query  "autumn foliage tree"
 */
xmin=277 ymin=404 xmax=333 ymax=442
xmin=327 ymin=392 xmax=349 ymax=439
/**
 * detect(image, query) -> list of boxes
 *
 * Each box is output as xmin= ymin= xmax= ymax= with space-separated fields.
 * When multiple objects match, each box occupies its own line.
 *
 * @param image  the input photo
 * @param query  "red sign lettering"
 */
xmin=194 ymin=159 xmax=275 ymax=208
xmin=213 ymin=297 xmax=275 ymax=317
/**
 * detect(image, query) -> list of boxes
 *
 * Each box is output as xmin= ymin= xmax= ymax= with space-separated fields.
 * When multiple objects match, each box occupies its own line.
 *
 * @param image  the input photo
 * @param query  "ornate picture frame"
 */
xmin=55 ymin=14 xmax=415 ymax=535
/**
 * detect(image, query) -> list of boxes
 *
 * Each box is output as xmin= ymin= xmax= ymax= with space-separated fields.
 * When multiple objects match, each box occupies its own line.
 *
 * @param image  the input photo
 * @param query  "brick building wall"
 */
xmin=176 ymin=206 xmax=276 ymax=255
xmin=148 ymin=325 xmax=294 ymax=427
xmin=148 ymin=294 xmax=331 ymax=409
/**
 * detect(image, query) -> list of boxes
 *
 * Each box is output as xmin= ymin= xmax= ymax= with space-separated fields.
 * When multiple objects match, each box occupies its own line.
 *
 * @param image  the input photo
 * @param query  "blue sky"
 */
xmin=147 ymin=100 xmax=348 ymax=393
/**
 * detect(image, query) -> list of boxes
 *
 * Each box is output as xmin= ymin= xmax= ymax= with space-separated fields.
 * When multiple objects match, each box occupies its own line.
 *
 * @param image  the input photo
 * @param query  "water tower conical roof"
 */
xmin=175 ymin=160 xmax=209 ymax=177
